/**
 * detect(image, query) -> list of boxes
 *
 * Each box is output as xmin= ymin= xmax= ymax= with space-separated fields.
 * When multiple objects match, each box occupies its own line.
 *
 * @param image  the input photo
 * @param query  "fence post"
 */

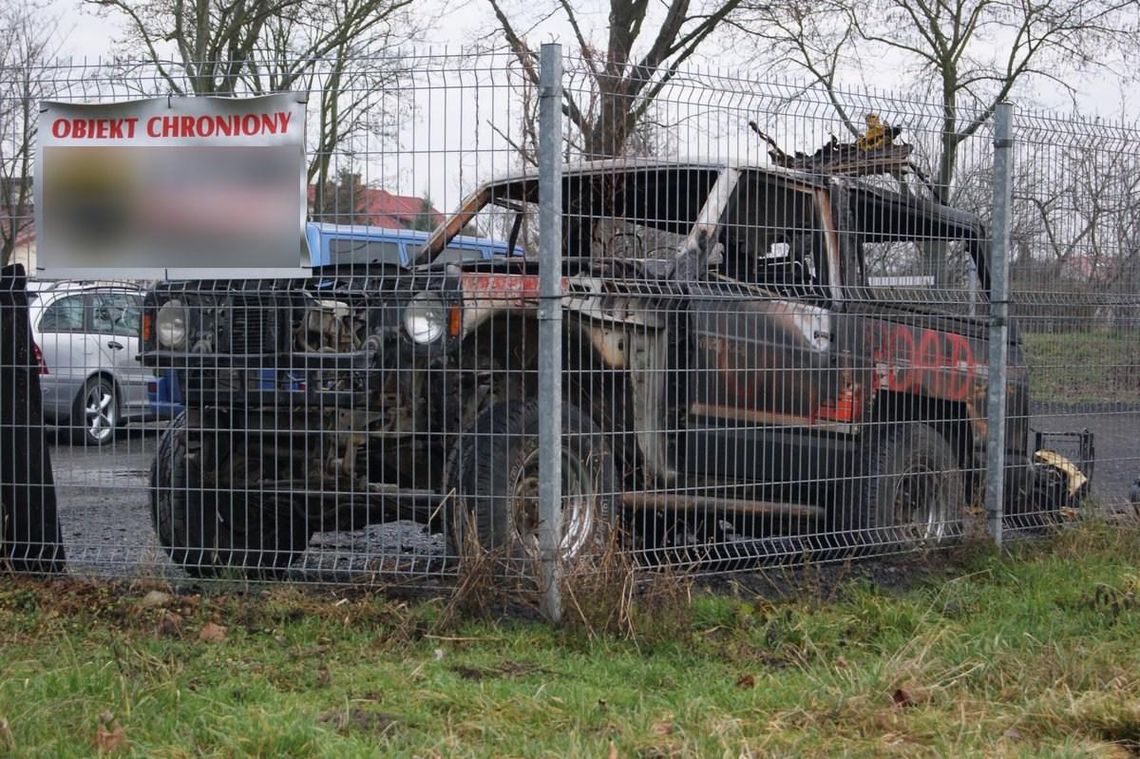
xmin=986 ymin=102 xmax=1015 ymax=547
xmin=537 ymin=42 xmax=564 ymax=623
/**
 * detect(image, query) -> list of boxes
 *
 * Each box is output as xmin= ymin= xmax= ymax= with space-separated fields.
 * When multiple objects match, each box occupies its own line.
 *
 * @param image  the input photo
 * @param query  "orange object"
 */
xmin=815 ymin=386 xmax=862 ymax=423
xmin=448 ymin=304 xmax=462 ymax=337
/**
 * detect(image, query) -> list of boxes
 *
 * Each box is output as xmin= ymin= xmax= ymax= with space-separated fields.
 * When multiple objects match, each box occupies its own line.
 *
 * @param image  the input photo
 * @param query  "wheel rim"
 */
xmin=510 ymin=447 xmax=597 ymax=561
xmin=85 ymin=384 xmax=117 ymax=442
xmin=890 ymin=464 xmax=950 ymax=542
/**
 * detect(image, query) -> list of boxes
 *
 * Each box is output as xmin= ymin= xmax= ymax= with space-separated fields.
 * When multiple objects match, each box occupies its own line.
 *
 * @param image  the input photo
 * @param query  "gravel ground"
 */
xmin=49 ymin=428 xmax=168 ymax=577
xmin=42 ymin=406 xmax=1139 ymax=582
xmin=46 ymin=425 xmax=449 ymax=582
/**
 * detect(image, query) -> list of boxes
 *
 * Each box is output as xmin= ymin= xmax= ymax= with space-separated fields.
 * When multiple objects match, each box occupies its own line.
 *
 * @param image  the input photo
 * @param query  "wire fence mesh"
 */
xmin=1 ymin=49 xmax=1135 ymax=595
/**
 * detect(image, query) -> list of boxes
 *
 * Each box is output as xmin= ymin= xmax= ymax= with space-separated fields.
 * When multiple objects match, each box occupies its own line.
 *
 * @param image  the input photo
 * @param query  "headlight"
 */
xmin=403 ymin=292 xmax=449 ymax=344
xmin=156 ymin=299 xmax=188 ymax=349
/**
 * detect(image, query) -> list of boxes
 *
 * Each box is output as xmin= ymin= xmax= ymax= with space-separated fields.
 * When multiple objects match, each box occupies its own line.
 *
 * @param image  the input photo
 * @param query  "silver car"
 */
xmin=28 ymin=281 xmax=154 ymax=445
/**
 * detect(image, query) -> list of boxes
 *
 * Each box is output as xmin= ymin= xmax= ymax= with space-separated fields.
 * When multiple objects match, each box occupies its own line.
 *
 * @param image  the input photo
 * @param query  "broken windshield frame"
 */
xmin=412 ymin=163 xmax=990 ymax=299
xmin=411 ymin=164 xmax=725 ymax=267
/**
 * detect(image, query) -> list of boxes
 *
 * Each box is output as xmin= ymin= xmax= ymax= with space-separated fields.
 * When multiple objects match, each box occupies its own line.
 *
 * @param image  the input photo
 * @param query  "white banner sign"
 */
xmin=36 ymin=93 xmax=308 ymax=279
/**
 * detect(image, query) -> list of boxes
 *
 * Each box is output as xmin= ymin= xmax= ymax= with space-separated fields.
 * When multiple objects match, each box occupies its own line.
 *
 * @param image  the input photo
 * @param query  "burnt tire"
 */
xmin=444 ymin=400 xmax=617 ymax=566
xmin=150 ymin=412 xmax=310 ymax=578
xmin=857 ymin=422 xmax=965 ymax=548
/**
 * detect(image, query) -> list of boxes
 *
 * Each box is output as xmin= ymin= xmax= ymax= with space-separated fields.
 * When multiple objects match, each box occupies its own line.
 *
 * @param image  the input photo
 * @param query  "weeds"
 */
xmin=561 ymin=529 xmax=695 ymax=644
xmin=438 ymin=512 xmax=697 ymax=645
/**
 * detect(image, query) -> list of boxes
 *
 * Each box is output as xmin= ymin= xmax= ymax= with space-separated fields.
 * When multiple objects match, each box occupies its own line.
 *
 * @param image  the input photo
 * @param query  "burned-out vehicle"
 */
xmin=141 ymin=160 xmax=1092 ymax=575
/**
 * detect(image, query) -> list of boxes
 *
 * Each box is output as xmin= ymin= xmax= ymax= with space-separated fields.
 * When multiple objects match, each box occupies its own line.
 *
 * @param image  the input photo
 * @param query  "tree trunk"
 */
xmin=584 ymin=81 xmax=635 ymax=160
xmin=927 ymin=86 xmax=961 ymax=287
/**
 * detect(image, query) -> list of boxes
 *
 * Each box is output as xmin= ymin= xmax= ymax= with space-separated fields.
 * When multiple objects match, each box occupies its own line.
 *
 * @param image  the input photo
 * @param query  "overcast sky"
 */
xmin=43 ymin=0 xmax=1136 ymax=213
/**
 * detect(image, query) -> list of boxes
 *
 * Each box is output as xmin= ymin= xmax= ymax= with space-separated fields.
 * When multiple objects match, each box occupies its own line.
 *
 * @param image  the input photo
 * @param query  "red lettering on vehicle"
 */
xmin=886 ymin=324 xmax=915 ymax=392
xmin=914 ymin=329 xmax=943 ymax=396
xmin=873 ymin=323 xmax=976 ymax=402
xmin=944 ymin=332 xmax=973 ymax=400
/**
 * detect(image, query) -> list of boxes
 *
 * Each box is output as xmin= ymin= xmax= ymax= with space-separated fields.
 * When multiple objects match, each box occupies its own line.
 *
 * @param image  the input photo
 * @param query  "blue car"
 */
xmin=305 ymin=223 xmax=520 ymax=266
xmin=147 ymin=223 xmax=522 ymax=416
xmin=148 ymin=368 xmax=184 ymax=419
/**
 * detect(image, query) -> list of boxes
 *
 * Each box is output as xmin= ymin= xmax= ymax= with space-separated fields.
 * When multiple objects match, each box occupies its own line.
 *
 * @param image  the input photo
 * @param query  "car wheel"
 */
xmin=445 ymin=400 xmax=617 ymax=567
xmin=859 ymin=422 xmax=965 ymax=548
xmin=71 ymin=375 xmax=120 ymax=446
xmin=150 ymin=412 xmax=309 ymax=578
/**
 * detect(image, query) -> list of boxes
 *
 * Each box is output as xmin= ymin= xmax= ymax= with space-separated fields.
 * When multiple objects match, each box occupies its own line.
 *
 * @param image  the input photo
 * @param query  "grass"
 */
xmin=1022 ymin=329 xmax=1139 ymax=404
xmin=2 ymin=522 xmax=1140 ymax=757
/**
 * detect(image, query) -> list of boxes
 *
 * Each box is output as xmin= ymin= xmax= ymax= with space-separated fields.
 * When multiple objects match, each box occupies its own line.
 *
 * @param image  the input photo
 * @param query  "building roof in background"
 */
xmin=308 ymin=185 xmax=443 ymax=230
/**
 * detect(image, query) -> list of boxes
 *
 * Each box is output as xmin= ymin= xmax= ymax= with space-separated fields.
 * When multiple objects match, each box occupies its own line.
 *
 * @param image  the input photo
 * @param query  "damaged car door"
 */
xmin=682 ymin=170 xmax=851 ymax=501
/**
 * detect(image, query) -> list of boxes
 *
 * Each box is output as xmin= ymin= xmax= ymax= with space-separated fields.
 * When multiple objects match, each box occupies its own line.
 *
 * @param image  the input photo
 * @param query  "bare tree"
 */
xmin=494 ymin=55 xmax=679 ymax=170
xmin=734 ymin=0 xmax=1136 ymax=287
xmin=88 ymin=0 xmax=419 ymax=190
xmin=737 ymin=0 xmax=1138 ymax=198
xmin=315 ymin=168 xmax=368 ymax=225
xmin=0 ymin=1 xmax=57 ymax=268
xmin=1017 ymin=138 xmax=1140 ymax=292
xmin=406 ymin=193 xmax=439 ymax=232
xmin=486 ymin=0 xmax=742 ymax=159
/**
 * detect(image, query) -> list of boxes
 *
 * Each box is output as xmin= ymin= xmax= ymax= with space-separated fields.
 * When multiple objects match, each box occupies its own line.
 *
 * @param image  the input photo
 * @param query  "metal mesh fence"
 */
xmin=1003 ymin=108 xmax=1139 ymax=538
xmin=0 ymin=48 xmax=1134 ymax=596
